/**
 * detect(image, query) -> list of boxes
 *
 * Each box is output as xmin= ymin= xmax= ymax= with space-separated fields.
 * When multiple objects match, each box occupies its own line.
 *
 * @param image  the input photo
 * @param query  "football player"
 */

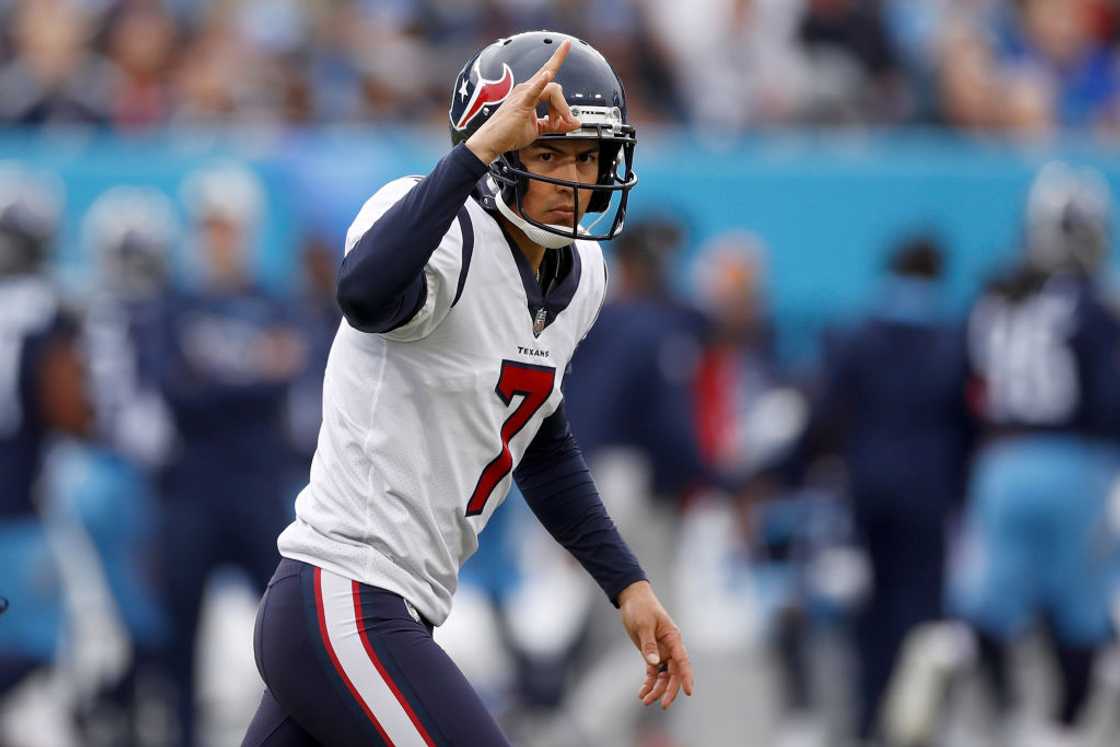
xmin=956 ymin=162 xmax=1120 ymax=742
xmin=74 ymin=186 xmax=179 ymax=744
xmin=0 ymin=165 xmax=93 ymax=704
xmin=800 ymin=236 xmax=974 ymax=742
xmin=159 ymin=163 xmax=305 ymax=747
xmin=83 ymin=185 xmax=177 ymax=469
xmin=242 ymin=32 xmax=693 ymax=747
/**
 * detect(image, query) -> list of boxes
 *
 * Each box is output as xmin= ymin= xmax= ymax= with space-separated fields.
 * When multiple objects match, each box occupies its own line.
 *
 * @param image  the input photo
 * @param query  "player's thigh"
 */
xmin=953 ymin=444 xmax=1039 ymax=636
xmin=1043 ymin=444 xmax=1118 ymax=645
xmin=353 ymin=589 xmax=513 ymax=747
xmin=257 ymin=560 xmax=512 ymax=747
xmin=0 ymin=519 xmax=63 ymax=679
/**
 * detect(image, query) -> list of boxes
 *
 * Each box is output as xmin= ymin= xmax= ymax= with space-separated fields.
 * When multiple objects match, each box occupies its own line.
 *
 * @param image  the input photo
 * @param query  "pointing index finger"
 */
xmin=520 ymin=39 xmax=572 ymax=102
xmin=537 ymin=39 xmax=571 ymax=79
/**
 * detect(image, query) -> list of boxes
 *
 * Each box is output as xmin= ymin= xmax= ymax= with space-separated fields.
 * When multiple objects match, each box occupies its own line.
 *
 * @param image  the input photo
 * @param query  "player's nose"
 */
xmin=556 ymin=157 xmax=584 ymax=186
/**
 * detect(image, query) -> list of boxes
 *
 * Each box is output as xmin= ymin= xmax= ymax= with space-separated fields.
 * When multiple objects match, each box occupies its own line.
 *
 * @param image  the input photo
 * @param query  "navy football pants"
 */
xmin=242 ymin=559 xmax=512 ymax=747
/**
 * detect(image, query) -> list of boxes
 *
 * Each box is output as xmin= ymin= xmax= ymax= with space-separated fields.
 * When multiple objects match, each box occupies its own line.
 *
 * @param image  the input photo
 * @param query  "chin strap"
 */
xmin=494 ymin=190 xmax=576 ymax=250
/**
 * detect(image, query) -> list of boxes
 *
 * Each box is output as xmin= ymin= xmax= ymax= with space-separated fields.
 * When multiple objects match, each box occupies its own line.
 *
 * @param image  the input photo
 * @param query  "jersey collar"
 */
xmin=497 ymin=219 xmax=582 ymax=337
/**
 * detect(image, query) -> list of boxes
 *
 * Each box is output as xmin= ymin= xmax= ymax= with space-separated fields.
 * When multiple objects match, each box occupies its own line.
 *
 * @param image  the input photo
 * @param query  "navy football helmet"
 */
xmin=449 ymin=31 xmax=637 ymax=246
xmin=1025 ymin=161 xmax=1112 ymax=275
xmin=84 ymin=186 xmax=177 ymax=300
xmin=0 ymin=163 xmax=62 ymax=276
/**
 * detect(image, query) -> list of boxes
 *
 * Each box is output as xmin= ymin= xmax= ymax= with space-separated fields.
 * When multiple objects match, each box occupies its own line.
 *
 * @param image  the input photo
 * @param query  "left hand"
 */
xmin=617 ymin=580 xmax=694 ymax=710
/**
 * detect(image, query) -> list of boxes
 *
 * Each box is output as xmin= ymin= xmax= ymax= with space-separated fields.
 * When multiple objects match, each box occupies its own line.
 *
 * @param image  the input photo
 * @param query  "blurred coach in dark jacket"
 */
xmin=801 ymin=236 xmax=974 ymax=742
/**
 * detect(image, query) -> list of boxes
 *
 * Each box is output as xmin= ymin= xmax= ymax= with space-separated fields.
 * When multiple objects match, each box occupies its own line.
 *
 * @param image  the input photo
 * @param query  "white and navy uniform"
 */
xmin=950 ymin=265 xmax=1120 ymax=727
xmin=955 ymin=267 xmax=1120 ymax=648
xmin=245 ymin=145 xmax=646 ymax=747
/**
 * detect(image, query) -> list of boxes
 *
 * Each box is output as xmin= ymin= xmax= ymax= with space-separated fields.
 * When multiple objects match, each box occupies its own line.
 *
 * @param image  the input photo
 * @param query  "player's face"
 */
xmin=201 ymin=215 xmax=247 ymax=285
xmin=516 ymin=140 xmax=600 ymax=230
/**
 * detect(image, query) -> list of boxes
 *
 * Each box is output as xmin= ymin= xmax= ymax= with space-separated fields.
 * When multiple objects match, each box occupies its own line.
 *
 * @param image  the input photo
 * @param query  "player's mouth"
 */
xmin=544 ymin=208 xmax=576 ymax=225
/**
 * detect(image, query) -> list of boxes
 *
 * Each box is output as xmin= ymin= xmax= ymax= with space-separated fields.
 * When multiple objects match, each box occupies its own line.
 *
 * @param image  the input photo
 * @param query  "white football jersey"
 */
xmin=278 ymin=178 xmax=607 ymax=625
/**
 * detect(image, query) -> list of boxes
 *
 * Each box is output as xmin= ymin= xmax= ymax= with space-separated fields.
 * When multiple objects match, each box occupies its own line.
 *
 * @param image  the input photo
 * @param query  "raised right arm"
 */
xmin=336 ymin=144 xmax=488 ymax=333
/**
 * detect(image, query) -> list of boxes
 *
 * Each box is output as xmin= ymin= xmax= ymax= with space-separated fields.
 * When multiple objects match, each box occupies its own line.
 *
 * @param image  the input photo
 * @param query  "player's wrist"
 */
xmin=617 ymin=579 xmax=653 ymax=608
xmin=465 ymin=133 xmax=502 ymax=166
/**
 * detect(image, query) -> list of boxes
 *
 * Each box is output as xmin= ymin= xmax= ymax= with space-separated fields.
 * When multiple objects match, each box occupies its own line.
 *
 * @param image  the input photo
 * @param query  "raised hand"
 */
xmin=465 ymin=40 xmax=581 ymax=164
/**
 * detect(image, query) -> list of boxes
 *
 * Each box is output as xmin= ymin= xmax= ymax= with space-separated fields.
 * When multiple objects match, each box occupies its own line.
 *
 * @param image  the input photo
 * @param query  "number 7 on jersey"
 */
xmin=466 ymin=360 xmax=556 ymax=516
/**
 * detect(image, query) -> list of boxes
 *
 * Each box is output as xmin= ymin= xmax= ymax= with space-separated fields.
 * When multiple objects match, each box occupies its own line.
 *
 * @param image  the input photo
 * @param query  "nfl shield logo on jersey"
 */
xmin=533 ymin=307 xmax=547 ymax=337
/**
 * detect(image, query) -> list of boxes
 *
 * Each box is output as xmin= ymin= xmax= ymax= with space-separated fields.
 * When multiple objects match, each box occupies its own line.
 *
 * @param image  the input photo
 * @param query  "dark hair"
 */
xmin=887 ymin=234 xmax=944 ymax=280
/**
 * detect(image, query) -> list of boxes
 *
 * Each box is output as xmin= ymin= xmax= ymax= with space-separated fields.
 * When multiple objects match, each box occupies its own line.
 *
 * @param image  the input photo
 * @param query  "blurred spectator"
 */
xmin=169 ymin=10 xmax=253 ymax=124
xmin=798 ymin=234 xmax=974 ymax=742
xmin=934 ymin=17 xmax=1003 ymax=132
xmin=796 ymin=0 xmax=907 ymax=124
xmin=930 ymin=0 xmax=1120 ymax=136
xmin=101 ymin=1 xmax=179 ymax=130
xmin=0 ymin=0 xmax=1112 ymax=136
xmin=955 ymin=163 xmax=1120 ymax=744
xmin=156 ymin=163 xmax=304 ymax=747
xmin=0 ymin=0 xmax=111 ymax=126
xmin=997 ymin=0 xmax=1120 ymax=131
xmin=646 ymin=0 xmax=810 ymax=129
xmin=0 ymin=165 xmax=93 ymax=716
xmin=553 ymin=0 xmax=687 ymax=124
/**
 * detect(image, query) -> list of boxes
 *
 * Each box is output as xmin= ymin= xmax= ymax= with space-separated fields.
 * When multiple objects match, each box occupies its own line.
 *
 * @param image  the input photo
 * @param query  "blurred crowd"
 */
xmin=1 ymin=0 xmax=1120 ymax=136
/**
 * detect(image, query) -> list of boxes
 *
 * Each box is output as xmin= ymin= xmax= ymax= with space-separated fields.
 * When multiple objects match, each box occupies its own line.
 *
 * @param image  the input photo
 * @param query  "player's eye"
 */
xmin=578 ymin=151 xmax=599 ymax=163
xmin=537 ymin=152 xmax=552 ymax=162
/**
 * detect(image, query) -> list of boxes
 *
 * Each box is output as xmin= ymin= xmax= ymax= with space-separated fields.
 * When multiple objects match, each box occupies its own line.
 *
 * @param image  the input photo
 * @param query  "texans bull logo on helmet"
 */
xmin=451 ymin=61 xmax=515 ymax=133
xmin=447 ymin=31 xmax=638 ymax=244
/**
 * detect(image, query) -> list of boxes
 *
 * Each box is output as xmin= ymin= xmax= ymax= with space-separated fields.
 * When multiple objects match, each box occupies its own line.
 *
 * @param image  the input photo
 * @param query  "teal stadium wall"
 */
xmin=3 ymin=129 xmax=1117 ymax=360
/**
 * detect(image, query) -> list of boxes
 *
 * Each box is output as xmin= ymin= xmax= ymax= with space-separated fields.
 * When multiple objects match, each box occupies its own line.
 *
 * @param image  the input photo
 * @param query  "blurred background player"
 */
xmin=565 ymin=212 xmax=709 ymax=602
xmin=695 ymin=231 xmax=813 ymax=708
xmin=83 ymin=186 xmax=177 ymax=471
xmin=563 ymin=215 xmax=709 ymax=745
xmin=567 ymin=213 xmax=708 ymax=503
xmin=955 ymin=162 xmax=1120 ymax=746
xmin=283 ymin=234 xmax=341 ymax=491
xmin=0 ymin=164 xmax=93 ymax=736
xmin=796 ymin=235 xmax=975 ymax=745
xmin=157 ymin=164 xmax=304 ymax=747
xmin=690 ymin=230 xmax=784 ymax=483
xmin=71 ymin=185 xmax=180 ymax=746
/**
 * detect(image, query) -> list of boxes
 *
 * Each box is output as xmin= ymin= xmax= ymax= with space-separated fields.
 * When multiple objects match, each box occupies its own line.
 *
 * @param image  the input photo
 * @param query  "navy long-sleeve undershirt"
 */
xmin=337 ymin=143 xmax=489 ymax=333
xmin=515 ymin=405 xmax=648 ymax=606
